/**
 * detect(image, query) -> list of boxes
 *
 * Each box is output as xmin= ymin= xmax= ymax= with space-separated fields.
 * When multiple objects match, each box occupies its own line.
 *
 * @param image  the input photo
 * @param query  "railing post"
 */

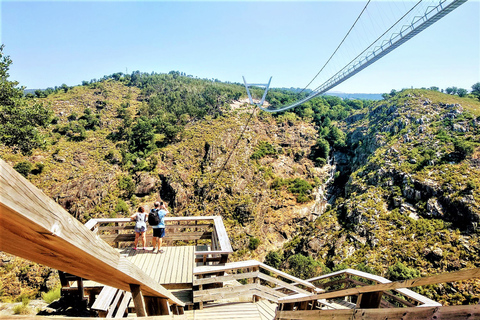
xmin=129 ymin=284 xmax=147 ymax=317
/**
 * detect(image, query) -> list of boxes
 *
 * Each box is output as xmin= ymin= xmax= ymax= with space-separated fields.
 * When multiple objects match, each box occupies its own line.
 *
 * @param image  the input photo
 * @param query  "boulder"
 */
xmin=134 ymin=172 xmax=158 ymax=196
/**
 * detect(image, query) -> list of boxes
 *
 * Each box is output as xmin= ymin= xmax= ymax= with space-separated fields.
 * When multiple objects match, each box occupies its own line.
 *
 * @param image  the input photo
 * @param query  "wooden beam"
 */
xmin=275 ymin=304 xmax=480 ymax=320
xmin=0 ymin=158 xmax=183 ymax=307
xmin=129 ymin=284 xmax=146 ymax=317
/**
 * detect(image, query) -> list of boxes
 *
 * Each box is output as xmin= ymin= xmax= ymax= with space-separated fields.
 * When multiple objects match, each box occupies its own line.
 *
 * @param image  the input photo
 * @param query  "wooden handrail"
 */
xmin=279 ymin=267 xmax=480 ymax=304
xmin=0 ymin=158 xmax=184 ymax=308
xmin=305 ymin=268 xmax=438 ymax=306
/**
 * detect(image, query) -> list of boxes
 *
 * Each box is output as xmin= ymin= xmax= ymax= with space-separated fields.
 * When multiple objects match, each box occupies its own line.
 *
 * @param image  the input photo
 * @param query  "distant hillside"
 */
xmin=326 ymin=91 xmax=384 ymax=100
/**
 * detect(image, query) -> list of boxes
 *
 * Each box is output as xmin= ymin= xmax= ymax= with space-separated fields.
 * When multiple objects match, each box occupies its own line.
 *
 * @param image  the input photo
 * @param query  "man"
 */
xmin=151 ymin=201 xmax=168 ymax=254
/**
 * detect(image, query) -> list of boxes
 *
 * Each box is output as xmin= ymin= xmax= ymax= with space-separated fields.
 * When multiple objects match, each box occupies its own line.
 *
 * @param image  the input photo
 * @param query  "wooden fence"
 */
xmin=85 ymin=216 xmax=233 ymax=265
xmin=275 ymin=267 xmax=480 ymax=320
xmin=193 ymin=260 xmax=321 ymax=309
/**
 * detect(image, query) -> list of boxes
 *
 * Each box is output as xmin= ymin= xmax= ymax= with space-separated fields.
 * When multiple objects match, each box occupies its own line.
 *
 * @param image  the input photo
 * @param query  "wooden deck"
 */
xmin=118 ymin=246 xmax=195 ymax=287
xmin=184 ymin=301 xmax=277 ymax=320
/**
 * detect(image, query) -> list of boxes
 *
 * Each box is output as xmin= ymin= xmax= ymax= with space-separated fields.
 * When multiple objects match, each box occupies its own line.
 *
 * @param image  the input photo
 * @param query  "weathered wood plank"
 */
xmin=114 ymin=291 xmax=132 ymax=318
xmin=0 ymin=158 xmax=183 ymax=307
xmin=258 ymin=273 xmax=312 ymax=296
xmin=91 ymin=286 xmax=118 ymax=311
xmin=275 ymin=304 xmax=480 ymax=320
xmin=193 ymin=271 xmax=260 ymax=286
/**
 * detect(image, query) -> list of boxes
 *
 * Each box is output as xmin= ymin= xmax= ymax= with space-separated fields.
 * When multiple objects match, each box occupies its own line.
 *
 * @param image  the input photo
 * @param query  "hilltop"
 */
xmin=1 ymin=63 xmax=480 ymax=305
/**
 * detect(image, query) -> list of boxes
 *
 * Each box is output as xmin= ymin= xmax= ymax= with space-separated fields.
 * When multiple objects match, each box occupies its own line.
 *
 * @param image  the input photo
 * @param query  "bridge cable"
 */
xmin=312 ymin=0 xmax=423 ymax=93
xmin=200 ymin=106 xmax=257 ymax=206
xmin=298 ymin=0 xmax=371 ymax=95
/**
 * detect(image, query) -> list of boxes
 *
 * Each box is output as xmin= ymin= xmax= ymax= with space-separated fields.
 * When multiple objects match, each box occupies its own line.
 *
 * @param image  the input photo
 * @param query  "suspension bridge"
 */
xmin=243 ymin=0 xmax=468 ymax=113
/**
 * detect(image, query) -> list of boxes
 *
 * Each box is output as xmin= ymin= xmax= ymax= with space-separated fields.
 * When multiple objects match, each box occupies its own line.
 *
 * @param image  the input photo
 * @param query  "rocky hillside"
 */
xmin=1 ymin=68 xmax=479 ymax=306
xmin=272 ymin=89 xmax=480 ymax=305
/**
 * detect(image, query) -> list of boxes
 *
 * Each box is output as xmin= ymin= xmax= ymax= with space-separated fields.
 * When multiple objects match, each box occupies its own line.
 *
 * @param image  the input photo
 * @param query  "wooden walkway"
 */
xmin=118 ymin=246 xmax=195 ymax=286
xmin=184 ymin=301 xmax=277 ymax=320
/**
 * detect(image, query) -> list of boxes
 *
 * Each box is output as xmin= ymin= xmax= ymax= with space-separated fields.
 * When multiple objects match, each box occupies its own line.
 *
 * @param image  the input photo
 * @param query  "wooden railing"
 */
xmin=192 ymin=260 xmax=321 ymax=309
xmin=275 ymin=267 xmax=480 ymax=320
xmin=304 ymin=268 xmax=440 ymax=308
xmin=85 ymin=216 xmax=233 ymax=265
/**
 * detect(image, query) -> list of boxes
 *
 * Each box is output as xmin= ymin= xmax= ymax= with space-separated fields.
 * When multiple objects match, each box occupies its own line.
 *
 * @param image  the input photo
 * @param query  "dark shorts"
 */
xmin=153 ymin=228 xmax=165 ymax=238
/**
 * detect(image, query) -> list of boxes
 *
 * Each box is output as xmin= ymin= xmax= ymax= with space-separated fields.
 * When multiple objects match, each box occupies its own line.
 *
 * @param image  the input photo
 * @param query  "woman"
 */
xmin=130 ymin=206 xmax=147 ymax=250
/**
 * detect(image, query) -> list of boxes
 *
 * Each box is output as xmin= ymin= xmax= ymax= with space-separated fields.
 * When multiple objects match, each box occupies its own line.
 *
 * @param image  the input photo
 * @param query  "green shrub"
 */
xmin=248 ymin=237 xmax=260 ymax=250
xmin=42 ymin=286 xmax=61 ymax=304
xmin=454 ymin=138 xmax=477 ymax=160
xmin=387 ymin=262 xmax=420 ymax=281
xmin=31 ymin=163 xmax=45 ymax=175
xmin=114 ymin=199 xmax=129 ymax=215
xmin=118 ymin=175 xmax=135 ymax=198
xmin=287 ymin=254 xmax=324 ymax=279
xmin=264 ymin=251 xmax=284 ymax=269
xmin=13 ymin=297 xmax=31 ymax=315
xmin=251 ymin=141 xmax=277 ymax=160
xmin=14 ymin=161 xmax=32 ymax=177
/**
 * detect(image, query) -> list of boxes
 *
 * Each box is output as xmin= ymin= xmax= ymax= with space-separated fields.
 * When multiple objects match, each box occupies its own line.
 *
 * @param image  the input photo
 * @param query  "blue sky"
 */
xmin=1 ymin=0 xmax=479 ymax=94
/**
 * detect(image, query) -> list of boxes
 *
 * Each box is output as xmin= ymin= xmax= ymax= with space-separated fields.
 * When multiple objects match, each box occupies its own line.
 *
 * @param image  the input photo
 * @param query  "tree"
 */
xmin=129 ymin=116 xmax=154 ymax=153
xmin=472 ymin=82 xmax=480 ymax=101
xmin=457 ymin=88 xmax=467 ymax=97
xmin=446 ymin=86 xmax=458 ymax=95
xmin=0 ymin=45 xmax=52 ymax=154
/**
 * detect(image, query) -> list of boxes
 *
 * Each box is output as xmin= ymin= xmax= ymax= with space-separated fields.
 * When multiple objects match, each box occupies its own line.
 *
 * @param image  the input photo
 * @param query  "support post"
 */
xmin=129 ymin=284 xmax=147 ymax=317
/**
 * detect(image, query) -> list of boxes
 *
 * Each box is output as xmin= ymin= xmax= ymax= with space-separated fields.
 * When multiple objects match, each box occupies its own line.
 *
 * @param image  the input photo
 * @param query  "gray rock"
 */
xmin=427 ymin=198 xmax=444 ymax=217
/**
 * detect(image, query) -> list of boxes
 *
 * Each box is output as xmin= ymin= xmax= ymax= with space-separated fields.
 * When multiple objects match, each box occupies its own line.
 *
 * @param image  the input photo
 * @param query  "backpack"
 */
xmin=148 ymin=209 xmax=160 ymax=225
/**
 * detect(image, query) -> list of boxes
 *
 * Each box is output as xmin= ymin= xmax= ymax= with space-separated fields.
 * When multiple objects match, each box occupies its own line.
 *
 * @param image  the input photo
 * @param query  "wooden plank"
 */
xmin=159 ymin=247 xmax=175 ymax=284
xmin=186 ymin=246 xmax=194 ymax=284
xmin=170 ymin=246 xmax=182 ymax=284
xmin=194 ymin=271 xmax=260 ymax=286
xmin=106 ymin=289 xmax=123 ymax=318
xmin=194 ymin=260 xmax=261 ymax=275
xmin=256 ymin=300 xmax=277 ymax=320
xmin=279 ymin=267 xmax=480 ymax=304
xmin=195 ymin=284 xmax=258 ymax=298
xmin=213 ymin=216 xmax=233 ymax=252
xmin=0 ymin=159 xmax=183 ymax=307
xmin=275 ymin=304 xmax=480 ymax=320
xmin=91 ymin=286 xmax=118 ymax=311
xmin=114 ymin=291 xmax=132 ymax=318
xmin=258 ymin=273 xmax=312 ymax=296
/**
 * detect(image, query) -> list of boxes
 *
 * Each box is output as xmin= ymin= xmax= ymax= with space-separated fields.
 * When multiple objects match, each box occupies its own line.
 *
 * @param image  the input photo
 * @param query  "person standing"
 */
xmin=151 ymin=201 xmax=168 ymax=253
xmin=130 ymin=206 xmax=147 ymax=250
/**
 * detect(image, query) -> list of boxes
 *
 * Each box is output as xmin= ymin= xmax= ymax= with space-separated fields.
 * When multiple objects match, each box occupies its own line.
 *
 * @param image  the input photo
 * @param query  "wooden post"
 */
xmin=77 ymin=277 xmax=84 ymax=301
xmin=58 ymin=271 xmax=69 ymax=288
xmin=129 ymin=284 xmax=147 ymax=317
xmin=159 ymin=298 xmax=170 ymax=315
xmin=114 ymin=222 xmax=119 ymax=248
